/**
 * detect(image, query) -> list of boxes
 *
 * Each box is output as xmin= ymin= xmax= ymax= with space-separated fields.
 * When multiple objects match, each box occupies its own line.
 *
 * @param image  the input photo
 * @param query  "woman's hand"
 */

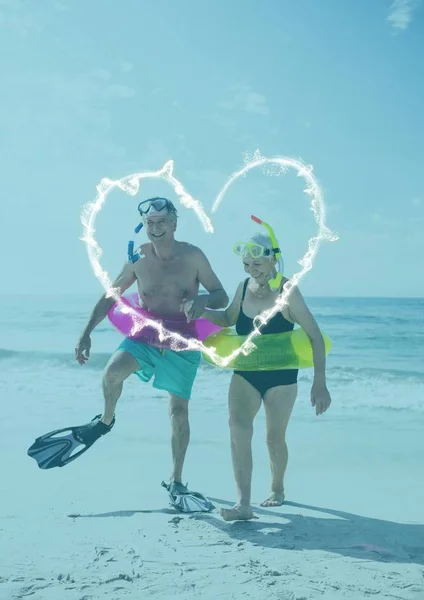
xmin=311 ymin=381 xmax=332 ymax=416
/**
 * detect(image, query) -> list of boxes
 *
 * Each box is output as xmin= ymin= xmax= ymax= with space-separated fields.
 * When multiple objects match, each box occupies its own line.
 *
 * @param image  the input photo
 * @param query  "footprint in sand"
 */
xmin=93 ymin=546 xmax=115 ymax=565
xmin=90 ymin=545 xmax=144 ymax=584
xmin=16 ymin=582 xmax=52 ymax=598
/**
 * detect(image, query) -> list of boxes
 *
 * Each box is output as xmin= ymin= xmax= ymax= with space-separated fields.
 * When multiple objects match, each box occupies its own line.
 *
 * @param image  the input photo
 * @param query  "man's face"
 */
xmin=145 ymin=213 xmax=176 ymax=243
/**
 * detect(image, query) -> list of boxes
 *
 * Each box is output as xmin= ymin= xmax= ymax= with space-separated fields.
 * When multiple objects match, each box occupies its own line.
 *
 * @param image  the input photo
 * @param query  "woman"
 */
xmin=200 ymin=218 xmax=332 ymax=521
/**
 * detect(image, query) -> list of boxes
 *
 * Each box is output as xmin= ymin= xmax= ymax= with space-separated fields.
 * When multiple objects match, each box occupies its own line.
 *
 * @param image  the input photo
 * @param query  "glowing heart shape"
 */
xmin=80 ymin=150 xmax=338 ymax=366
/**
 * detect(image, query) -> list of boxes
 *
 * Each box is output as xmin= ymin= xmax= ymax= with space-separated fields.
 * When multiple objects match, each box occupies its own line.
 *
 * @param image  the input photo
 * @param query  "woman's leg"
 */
xmin=220 ymin=373 xmax=262 ymax=522
xmin=261 ymin=383 xmax=297 ymax=507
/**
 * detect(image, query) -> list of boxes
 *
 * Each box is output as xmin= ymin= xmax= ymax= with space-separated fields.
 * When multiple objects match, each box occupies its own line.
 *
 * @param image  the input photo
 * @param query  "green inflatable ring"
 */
xmin=202 ymin=327 xmax=332 ymax=371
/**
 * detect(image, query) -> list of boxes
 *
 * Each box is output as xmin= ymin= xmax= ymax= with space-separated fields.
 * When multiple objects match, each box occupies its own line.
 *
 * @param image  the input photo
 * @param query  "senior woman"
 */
xmin=200 ymin=216 xmax=332 ymax=521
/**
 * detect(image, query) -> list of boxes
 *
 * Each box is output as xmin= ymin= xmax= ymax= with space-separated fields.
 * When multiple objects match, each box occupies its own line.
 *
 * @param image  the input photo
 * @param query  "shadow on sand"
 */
xmin=68 ymin=508 xmax=175 ymax=518
xmin=195 ymin=498 xmax=424 ymax=566
xmin=67 ymin=498 xmax=424 ymax=565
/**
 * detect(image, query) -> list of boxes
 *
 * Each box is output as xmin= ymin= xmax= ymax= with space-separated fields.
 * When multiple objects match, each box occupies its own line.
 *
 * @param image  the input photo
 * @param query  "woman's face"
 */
xmin=242 ymin=255 xmax=274 ymax=284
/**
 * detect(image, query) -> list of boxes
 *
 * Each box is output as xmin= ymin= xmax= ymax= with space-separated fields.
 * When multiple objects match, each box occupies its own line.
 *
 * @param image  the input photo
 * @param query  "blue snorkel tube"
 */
xmin=128 ymin=220 xmax=144 ymax=263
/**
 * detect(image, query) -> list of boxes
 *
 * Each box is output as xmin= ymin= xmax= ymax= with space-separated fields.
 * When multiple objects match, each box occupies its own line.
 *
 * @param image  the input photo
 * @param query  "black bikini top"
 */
xmin=235 ymin=278 xmax=295 ymax=336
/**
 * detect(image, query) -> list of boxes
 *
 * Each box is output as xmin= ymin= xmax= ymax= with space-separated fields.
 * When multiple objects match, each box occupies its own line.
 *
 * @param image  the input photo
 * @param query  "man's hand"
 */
xmin=75 ymin=334 xmax=91 ymax=365
xmin=311 ymin=382 xmax=332 ymax=416
xmin=180 ymin=295 xmax=208 ymax=322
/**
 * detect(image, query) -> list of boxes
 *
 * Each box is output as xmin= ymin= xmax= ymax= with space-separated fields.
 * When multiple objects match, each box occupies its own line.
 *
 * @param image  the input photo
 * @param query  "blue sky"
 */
xmin=1 ymin=0 xmax=423 ymax=298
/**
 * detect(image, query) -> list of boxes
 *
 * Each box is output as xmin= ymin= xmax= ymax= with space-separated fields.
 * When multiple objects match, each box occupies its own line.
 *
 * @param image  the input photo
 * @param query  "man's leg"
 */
xmin=168 ymin=394 xmax=190 ymax=483
xmin=101 ymin=350 xmax=139 ymax=425
xmin=221 ymin=374 xmax=262 ymax=522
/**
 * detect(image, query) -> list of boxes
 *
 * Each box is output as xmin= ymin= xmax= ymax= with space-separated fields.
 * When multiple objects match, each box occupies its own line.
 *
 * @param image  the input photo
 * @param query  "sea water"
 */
xmin=1 ymin=294 xmax=423 ymax=421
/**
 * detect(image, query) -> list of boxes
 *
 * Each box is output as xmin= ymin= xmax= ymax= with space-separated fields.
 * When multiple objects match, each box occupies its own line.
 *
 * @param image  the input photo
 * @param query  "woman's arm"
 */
xmin=203 ymin=281 xmax=244 ymax=327
xmin=285 ymin=282 xmax=331 ymax=415
xmin=285 ymin=283 xmax=326 ymax=380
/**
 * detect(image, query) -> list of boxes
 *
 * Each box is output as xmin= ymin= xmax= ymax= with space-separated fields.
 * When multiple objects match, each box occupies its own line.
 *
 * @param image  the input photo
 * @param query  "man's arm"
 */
xmin=202 ymin=281 xmax=244 ymax=327
xmin=81 ymin=262 xmax=137 ymax=337
xmin=195 ymin=249 xmax=228 ymax=309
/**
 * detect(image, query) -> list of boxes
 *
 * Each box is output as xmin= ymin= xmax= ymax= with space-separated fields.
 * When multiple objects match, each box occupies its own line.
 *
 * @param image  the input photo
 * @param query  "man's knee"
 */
xmin=103 ymin=365 xmax=125 ymax=386
xmin=103 ymin=353 xmax=135 ymax=385
xmin=169 ymin=397 xmax=189 ymax=422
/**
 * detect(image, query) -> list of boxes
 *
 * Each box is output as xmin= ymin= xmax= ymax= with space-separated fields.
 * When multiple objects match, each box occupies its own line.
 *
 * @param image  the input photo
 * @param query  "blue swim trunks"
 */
xmin=118 ymin=338 xmax=201 ymax=400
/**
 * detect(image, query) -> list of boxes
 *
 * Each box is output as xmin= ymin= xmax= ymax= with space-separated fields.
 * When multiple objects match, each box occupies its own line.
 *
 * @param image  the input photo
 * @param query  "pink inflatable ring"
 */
xmin=107 ymin=292 xmax=222 ymax=351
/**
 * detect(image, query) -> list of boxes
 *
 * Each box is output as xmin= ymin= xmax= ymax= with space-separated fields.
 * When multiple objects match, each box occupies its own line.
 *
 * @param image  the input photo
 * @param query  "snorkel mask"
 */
xmin=127 ymin=197 xmax=175 ymax=263
xmin=234 ymin=215 xmax=284 ymax=290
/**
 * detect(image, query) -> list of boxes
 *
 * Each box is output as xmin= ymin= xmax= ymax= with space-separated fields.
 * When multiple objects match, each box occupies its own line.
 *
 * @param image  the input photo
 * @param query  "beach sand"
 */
xmin=1 ymin=365 xmax=424 ymax=600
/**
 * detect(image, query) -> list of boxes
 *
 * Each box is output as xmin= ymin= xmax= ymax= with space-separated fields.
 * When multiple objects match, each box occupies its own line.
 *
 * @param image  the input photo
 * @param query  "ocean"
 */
xmin=1 ymin=294 xmax=424 ymax=600
xmin=1 ymin=294 xmax=423 ymax=420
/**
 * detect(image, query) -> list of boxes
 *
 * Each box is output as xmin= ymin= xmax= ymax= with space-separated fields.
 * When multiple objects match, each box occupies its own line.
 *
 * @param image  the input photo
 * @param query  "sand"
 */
xmin=1 ymin=369 xmax=423 ymax=600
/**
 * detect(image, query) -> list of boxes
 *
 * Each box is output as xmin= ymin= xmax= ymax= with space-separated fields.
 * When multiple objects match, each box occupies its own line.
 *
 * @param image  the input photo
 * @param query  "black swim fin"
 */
xmin=161 ymin=480 xmax=215 ymax=513
xmin=27 ymin=414 xmax=115 ymax=470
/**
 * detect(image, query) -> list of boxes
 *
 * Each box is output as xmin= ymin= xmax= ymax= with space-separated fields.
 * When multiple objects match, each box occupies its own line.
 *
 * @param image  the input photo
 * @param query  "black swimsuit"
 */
xmin=234 ymin=278 xmax=298 ymax=396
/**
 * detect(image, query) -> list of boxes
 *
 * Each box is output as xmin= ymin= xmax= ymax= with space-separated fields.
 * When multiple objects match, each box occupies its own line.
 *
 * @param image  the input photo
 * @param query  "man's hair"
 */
xmin=165 ymin=200 xmax=178 ymax=222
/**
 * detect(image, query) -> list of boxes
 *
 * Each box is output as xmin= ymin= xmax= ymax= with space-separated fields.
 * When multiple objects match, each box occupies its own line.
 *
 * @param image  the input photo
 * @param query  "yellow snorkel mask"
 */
xmin=233 ymin=215 xmax=284 ymax=291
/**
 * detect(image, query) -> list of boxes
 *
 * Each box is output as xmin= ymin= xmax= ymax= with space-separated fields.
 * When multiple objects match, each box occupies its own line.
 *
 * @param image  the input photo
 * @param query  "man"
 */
xmin=75 ymin=197 xmax=228 ymax=495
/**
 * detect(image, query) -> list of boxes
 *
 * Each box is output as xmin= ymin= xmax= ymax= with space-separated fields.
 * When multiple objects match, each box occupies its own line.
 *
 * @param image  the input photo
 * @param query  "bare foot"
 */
xmin=260 ymin=491 xmax=285 ymax=507
xmin=220 ymin=504 xmax=257 ymax=522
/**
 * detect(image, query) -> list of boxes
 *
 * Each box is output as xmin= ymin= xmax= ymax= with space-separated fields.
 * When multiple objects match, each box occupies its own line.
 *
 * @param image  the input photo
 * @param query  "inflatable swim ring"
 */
xmin=202 ymin=327 xmax=332 ymax=370
xmin=107 ymin=292 xmax=222 ymax=350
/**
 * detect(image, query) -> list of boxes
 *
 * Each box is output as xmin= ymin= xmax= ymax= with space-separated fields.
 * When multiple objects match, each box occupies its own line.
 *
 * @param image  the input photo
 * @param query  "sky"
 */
xmin=1 ymin=0 xmax=423 ymax=298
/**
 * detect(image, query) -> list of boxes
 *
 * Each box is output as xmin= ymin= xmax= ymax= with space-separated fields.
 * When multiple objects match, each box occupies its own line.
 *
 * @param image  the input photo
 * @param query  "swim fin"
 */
xmin=161 ymin=480 xmax=215 ymax=513
xmin=27 ymin=414 xmax=115 ymax=470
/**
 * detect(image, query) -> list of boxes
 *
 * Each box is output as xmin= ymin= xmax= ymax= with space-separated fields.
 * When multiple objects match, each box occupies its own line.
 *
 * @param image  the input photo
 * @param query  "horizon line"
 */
xmin=1 ymin=293 xmax=423 ymax=301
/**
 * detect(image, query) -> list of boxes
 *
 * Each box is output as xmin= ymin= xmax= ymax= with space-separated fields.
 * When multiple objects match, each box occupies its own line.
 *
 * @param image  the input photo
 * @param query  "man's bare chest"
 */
xmin=134 ymin=257 xmax=198 ymax=298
